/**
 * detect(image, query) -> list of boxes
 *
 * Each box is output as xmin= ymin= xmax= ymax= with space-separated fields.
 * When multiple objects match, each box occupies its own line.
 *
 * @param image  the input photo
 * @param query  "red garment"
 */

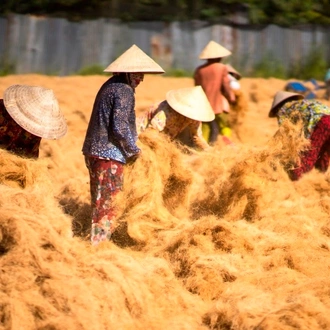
xmin=194 ymin=62 xmax=233 ymax=114
xmin=289 ymin=115 xmax=330 ymax=180
xmin=85 ymin=156 xmax=124 ymax=245
xmin=0 ymin=99 xmax=41 ymax=158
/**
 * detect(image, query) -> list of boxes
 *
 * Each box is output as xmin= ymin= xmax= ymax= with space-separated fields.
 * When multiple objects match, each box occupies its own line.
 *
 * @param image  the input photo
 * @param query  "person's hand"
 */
xmin=148 ymin=108 xmax=156 ymax=120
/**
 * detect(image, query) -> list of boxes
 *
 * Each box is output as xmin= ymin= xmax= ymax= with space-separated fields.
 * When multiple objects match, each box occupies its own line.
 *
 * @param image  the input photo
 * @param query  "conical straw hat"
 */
xmin=104 ymin=44 xmax=165 ymax=74
xmin=269 ymin=91 xmax=304 ymax=117
xmin=226 ymin=64 xmax=241 ymax=79
xmin=199 ymin=40 xmax=232 ymax=59
xmin=166 ymin=86 xmax=215 ymax=122
xmin=3 ymin=85 xmax=67 ymax=139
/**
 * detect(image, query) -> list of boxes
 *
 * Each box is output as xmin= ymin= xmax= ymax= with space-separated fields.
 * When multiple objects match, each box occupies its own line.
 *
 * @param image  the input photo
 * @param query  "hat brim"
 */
xmin=199 ymin=41 xmax=232 ymax=59
xmin=104 ymin=44 xmax=165 ymax=74
xmin=226 ymin=64 xmax=242 ymax=80
xmin=3 ymin=85 xmax=67 ymax=139
xmin=268 ymin=93 xmax=304 ymax=118
xmin=166 ymin=86 xmax=215 ymax=122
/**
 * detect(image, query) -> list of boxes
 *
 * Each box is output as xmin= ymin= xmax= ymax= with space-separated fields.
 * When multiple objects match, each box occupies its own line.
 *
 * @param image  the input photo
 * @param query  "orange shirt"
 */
xmin=194 ymin=62 xmax=233 ymax=114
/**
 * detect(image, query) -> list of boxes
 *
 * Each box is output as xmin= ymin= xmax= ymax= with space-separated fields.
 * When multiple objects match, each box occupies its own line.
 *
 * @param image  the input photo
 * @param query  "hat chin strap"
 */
xmin=125 ymin=73 xmax=135 ymax=90
xmin=126 ymin=72 xmax=131 ymax=84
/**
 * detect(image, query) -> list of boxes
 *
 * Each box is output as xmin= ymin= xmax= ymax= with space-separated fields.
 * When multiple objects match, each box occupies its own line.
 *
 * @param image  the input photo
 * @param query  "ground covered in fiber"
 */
xmin=1 ymin=75 xmax=330 ymax=330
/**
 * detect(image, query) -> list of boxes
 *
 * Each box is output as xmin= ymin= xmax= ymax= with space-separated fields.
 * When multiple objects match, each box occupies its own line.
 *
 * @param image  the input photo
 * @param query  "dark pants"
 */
xmin=325 ymin=80 xmax=330 ymax=100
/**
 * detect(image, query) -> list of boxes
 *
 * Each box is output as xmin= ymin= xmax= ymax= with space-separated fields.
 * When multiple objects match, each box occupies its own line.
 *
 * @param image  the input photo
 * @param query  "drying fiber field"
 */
xmin=1 ymin=74 xmax=330 ymax=330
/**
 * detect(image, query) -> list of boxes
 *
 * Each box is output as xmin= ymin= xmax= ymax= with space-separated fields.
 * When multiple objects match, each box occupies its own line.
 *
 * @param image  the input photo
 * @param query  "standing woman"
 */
xmin=82 ymin=44 xmax=164 ymax=245
xmin=269 ymin=91 xmax=330 ymax=181
xmin=193 ymin=40 xmax=235 ymax=144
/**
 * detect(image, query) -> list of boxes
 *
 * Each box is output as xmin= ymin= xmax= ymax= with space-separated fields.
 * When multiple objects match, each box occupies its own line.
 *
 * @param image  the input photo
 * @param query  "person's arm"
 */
xmin=193 ymin=69 xmax=201 ymax=86
xmin=222 ymin=66 xmax=235 ymax=103
xmin=112 ymin=86 xmax=141 ymax=159
xmin=189 ymin=121 xmax=210 ymax=150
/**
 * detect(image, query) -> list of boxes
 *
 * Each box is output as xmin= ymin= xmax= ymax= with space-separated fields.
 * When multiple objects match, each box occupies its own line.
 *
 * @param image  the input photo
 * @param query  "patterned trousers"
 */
xmin=85 ymin=156 xmax=124 ymax=245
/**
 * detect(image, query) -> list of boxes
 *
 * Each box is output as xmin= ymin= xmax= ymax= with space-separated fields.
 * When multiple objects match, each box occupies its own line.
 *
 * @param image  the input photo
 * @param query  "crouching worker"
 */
xmin=137 ymin=86 xmax=215 ymax=151
xmin=0 ymin=84 xmax=67 ymax=159
xmin=269 ymin=91 xmax=330 ymax=181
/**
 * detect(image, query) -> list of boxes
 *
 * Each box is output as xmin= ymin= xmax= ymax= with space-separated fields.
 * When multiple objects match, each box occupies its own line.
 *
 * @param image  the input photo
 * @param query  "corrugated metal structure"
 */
xmin=0 ymin=14 xmax=329 ymax=76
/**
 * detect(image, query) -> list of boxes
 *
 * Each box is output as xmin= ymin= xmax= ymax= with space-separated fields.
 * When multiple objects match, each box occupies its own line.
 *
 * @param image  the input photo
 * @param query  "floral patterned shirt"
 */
xmin=278 ymin=99 xmax=330 ymax=138
xmin=288 ymin=115 xmax=330 ymax=181
xmin=137 ymin=100 xmax=209 ymax=150
xmin=82 ymin=75 xmax=141 ymax=164
xmin=0 ymin=99 xmax=41 ymax=158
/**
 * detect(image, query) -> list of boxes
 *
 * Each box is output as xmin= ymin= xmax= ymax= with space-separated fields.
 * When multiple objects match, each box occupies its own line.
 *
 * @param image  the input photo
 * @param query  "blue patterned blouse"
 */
xmin=278 ymin=99 xmax=330 ymax=138
xmin=82 ymin=75 xmax=141 ymax=163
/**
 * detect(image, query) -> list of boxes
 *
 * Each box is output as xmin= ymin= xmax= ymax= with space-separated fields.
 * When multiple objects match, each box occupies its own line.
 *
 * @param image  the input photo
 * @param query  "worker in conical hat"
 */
xmin=82 ymin=44 xmax=165 ymax=245
xmin=225 ymin=64 xmax=248 ymax=141
xmin=269 ymin=90 xmax=330 ymax=181
xmin=137 ymin=86 xmax=215 ymax=150
xmin=0 ymin=84 xmax=67 ymax=159
xmin=194 ymin=40 xmax=235 ymax=145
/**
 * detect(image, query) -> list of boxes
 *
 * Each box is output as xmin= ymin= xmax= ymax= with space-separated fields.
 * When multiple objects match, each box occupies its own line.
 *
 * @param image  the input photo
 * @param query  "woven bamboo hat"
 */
xmin=199 ymin=40 xmax=232 ymax=59
xmin=269 ymin=91 xmax=304 ymax=118
xmin=166 ymin=86 xmax=215 ymax=122
xmin=226 ymin=64 xmax=241 ymax=79
xmin=3 ymin=85 xmax=67 ymax=139
xmin=104 ymin=44 xmax=165 ymax=74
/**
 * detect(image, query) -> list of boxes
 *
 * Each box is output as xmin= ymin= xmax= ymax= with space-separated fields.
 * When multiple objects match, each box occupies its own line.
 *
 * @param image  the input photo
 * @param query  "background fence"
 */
xmin=0 ymin=14 xmax=329 ymax=76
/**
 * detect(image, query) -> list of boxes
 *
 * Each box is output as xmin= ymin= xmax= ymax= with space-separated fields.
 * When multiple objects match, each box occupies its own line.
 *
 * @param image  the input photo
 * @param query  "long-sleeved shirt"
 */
xmin=194 ymin=62 xmax=234 ymax=114
xmin=137 ymin=100 xmax=210 ymax=150
xmin=82 ymin=75 xmax=141 ymax=164
xmin=0 ymin=99 xmax=41 ymax=158
xmin=277 ymin=99 xmax=330 ymax=180
xmin=278 ymin=99 xmax=330 ymax=138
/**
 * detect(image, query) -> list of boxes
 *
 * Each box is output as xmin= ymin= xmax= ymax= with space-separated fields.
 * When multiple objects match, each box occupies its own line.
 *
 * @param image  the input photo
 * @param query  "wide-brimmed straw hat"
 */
xmin=104 ymin=44 xmax=165 ymax=74
xmin=199 ymin=40 xmax=232 ymax=60
xmin=166 ymin=86 xmax=215 ymax=122
xmin=269 ymin=91 xmax=304 ymax=118
xmin=3 ymin=85 xmax=67 ymax=139
xmin=226 ymin=64 xmax=241 ymax=80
